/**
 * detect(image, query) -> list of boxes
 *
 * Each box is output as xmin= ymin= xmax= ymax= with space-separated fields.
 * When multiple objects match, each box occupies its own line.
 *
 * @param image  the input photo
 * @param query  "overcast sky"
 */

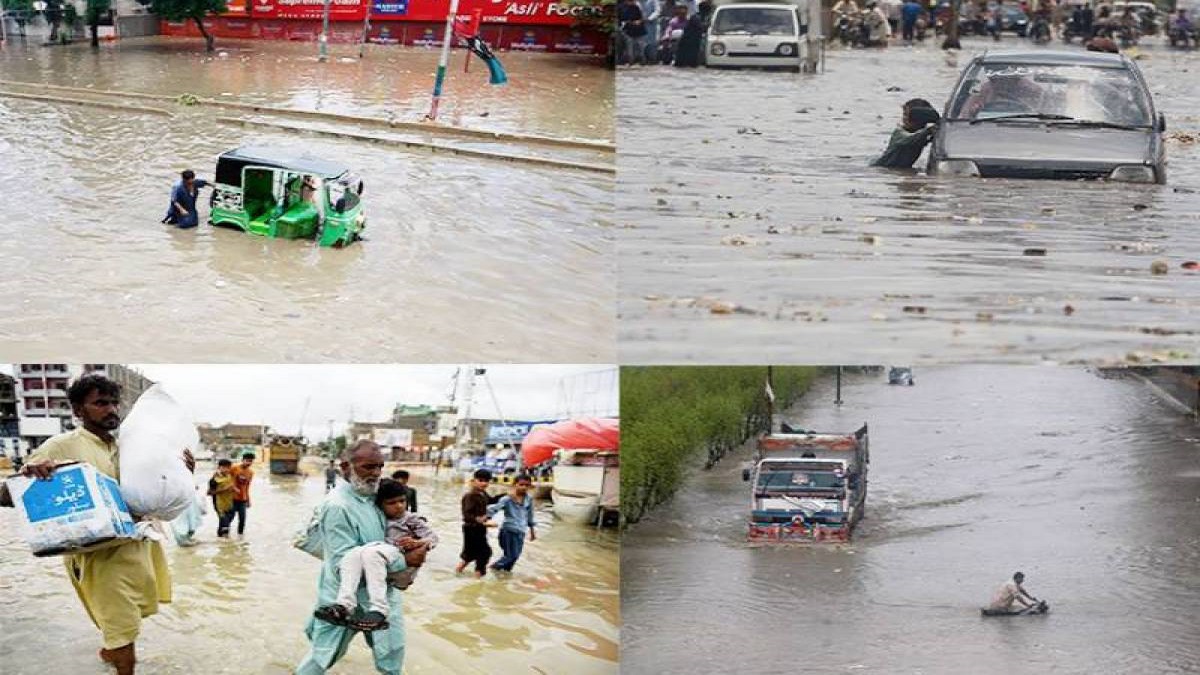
xmin=4 ymin=364 xmax=618 ymax=441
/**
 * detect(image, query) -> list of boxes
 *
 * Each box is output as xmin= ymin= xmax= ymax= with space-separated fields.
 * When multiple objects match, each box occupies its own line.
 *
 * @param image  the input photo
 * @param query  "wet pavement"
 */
xmin=0 ymin=38 xmax=614 ymax=362
xmin=0 ymin=463 xmax=619 ymax=675
xmin=621 ymin=367 xmax=1200 ymax=674
xmin=617 ymin=38 xmax=1200 ymax=364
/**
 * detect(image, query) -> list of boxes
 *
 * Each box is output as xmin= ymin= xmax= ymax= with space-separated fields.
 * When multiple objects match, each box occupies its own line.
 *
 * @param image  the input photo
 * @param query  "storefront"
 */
xmin=160 ymin=0 xmax=608 ymax=54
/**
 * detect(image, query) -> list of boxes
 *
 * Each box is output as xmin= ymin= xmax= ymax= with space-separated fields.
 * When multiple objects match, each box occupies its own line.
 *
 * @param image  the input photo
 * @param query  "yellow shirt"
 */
xmin=211 ymin=473 xmax=235 ymax=514
xmin=30 ymin=428 xmax=172 ymax=649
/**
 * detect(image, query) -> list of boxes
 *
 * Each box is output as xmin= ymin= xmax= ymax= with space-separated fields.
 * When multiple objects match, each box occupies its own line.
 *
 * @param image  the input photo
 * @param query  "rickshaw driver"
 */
xmin=162 ymin=169 xmax=213 ymax=228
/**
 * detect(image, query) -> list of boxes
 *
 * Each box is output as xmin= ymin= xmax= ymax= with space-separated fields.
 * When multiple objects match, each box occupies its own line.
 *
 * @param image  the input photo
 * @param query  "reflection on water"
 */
xmin=622 ymin=367 xmax=1200 ymax=674
xmin=0 ymin=38 xmax=614 ymax=362
xmin=618 ymin=40 xmax=1200 ymax=363
xmin=0 ymin=466 xmax=618 ymax=675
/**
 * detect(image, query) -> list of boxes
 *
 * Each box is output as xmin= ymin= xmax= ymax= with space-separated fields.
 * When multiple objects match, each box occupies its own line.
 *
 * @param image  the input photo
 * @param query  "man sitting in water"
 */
xmin=161 ymin=169 xmax=211 ymax=228
xmin=871 ymin=98 xmax=941 ymax=169
xmin=989 ymin=571 xmax=1039 ymax=612
xmin=313 ymin=478 xmax=437 ymax=632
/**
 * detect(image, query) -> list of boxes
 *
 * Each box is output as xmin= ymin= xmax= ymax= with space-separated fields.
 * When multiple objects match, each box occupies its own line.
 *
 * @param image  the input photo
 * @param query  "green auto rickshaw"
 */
xmin=209 ymin=146 xmax=366 ymax=247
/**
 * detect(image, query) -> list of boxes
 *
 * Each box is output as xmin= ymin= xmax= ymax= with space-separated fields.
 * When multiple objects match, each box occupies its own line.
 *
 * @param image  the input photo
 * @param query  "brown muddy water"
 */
xmin=0 ymin=463 xmax=618 ymax=674
xmin=621 ymin=367 xmax=1200 ymax=674
xmin=0 ymin=38 xmax=614 ymax=362
xmin=618 ymin=38 xmax=1200 ymax=364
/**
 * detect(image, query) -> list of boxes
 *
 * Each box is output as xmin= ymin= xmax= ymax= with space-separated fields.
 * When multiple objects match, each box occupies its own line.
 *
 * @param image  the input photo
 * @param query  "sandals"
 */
xmin=313 ymin=604 xmax=353 ymax=626
xmin=349 ymin=611 xmax=390 ymax=632
xmin=314 ymin=605 xmax=390 ymax=631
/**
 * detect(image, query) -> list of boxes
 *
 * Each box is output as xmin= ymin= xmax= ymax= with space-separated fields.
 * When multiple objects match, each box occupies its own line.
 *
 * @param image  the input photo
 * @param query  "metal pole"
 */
xmin=318 ymin=0 xmax=331 ymax=62
xmin=358 ymin=0 xmax=371 ymax=59
xmin=1 ymin=0 xmax=8 ymax=45
xmin=426 ymin=0 xmax=461 ymax=120
xmin=835 ymin=366 xmax=843 ymax=406
xmin=766 ymin=365 xmax=775 ymax=431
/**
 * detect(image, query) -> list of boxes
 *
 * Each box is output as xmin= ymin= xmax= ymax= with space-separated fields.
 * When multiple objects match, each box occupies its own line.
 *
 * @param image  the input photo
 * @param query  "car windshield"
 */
xmin=948 ymin=63 xmax=1153 ymax=127
xmin=757 ymin=470 xmax=843 ymax=491
xmin=711 ymin=8 xmax=795 ymax=35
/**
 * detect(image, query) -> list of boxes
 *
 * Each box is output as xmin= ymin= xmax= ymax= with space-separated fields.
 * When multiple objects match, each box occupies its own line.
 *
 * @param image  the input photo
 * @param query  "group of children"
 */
xmin=312 ymin=467 xmax=539 ymax=632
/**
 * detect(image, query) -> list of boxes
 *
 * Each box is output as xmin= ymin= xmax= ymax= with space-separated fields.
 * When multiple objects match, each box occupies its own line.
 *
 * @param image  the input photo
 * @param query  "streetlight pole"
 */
xmin=358 ymin=0 xmax=371 ymax=59
xmin=834 ymin=366 xmax=843 ymax=406
xmin=318 ymin=0 xmax=331 ymax=62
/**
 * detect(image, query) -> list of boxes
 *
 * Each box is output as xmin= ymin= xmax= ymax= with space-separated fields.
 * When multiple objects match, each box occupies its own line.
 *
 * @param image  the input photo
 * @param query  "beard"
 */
xmin=350 ymin=473 xmax=380 ymax=496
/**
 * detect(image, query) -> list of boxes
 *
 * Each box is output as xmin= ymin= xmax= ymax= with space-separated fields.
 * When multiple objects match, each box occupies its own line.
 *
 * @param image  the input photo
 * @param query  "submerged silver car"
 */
xmin=928 ymin=51 xmax=1167 ymax=183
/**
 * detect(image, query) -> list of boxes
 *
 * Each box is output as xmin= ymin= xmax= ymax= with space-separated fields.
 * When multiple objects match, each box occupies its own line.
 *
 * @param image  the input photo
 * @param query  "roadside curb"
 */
xmin=0 ymin=79 xmax=613 ymax=153
xmin=216 ymin=116 xmax=616 ymax=175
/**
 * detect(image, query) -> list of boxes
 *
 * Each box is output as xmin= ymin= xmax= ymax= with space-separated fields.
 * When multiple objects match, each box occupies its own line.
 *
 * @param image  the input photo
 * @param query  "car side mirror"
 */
xmin=1158 ymin=113 xmax=1166 ymax=132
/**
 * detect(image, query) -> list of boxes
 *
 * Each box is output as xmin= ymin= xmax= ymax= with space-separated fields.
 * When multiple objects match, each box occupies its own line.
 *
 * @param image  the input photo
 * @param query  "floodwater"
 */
xmin=0 ymin=463 xmax=619 ymax=674
xmin=0 ymin=37 xmax=614 ymax=362
xmin=618 ymin=38 xmax=1200 ymax=364
xmin=622 ymin=367 xmax=1200 ymax=674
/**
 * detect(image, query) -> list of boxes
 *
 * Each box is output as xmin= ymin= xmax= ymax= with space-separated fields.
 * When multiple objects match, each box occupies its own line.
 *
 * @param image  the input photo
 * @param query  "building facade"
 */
xmin=12 ymin=364 xmax=154 ymax=453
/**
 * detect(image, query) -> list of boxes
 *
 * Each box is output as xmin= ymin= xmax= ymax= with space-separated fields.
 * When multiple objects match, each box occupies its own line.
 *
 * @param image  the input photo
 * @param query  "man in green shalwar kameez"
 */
xmin=297 ymin=440 xmax=409 ymax=675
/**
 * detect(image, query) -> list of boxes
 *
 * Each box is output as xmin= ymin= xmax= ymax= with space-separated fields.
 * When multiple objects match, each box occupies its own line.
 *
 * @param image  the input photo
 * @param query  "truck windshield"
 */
xmin=757 ymin=470 xmax=843 ymax=491
xmin=711 ymin=8 xmax=796 ymax=36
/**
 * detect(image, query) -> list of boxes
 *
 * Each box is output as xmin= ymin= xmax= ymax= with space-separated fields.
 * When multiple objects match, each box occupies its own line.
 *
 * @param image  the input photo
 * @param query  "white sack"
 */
xmin=118 ymin=384 xmax=199 ymax=521
xmin=6 ymin=463 xmax=140 ymax=557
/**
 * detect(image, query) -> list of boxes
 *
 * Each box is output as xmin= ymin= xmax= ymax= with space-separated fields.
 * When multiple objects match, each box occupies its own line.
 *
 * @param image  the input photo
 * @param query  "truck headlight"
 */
xmin=777 ymin=42 xmax=796 ymax=56
xmin=710 ymin=42 xmax=726 ymax=56
xmin=934 ymin=159 xmax=980 ymax=177
xmin=1109 ymin=165 xmax=1155 ymax=183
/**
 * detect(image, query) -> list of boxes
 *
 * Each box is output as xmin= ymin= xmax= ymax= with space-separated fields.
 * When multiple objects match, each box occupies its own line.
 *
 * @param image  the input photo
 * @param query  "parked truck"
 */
xmin=742 ymin=422 xmax=869 ymax=543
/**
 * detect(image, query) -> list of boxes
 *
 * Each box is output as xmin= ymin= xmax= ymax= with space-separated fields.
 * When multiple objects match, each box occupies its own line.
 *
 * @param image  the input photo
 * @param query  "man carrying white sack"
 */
xmin=0 ymin=373 xmax=195 ymax=675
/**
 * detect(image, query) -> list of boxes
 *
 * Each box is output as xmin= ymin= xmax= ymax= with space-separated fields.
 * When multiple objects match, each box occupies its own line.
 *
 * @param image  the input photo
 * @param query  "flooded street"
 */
xmin=0 ymin=463 xmax=619 ymax=674
xmin=622 ymin=367 xmax=1200 ymax=674
xmin=0 ymin=38 xmax=614 ymax=362
xmin=618 ymin=39 xmax=1200 ymax=364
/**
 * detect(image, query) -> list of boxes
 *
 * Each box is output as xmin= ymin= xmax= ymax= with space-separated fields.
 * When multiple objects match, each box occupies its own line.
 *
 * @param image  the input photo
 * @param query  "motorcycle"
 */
xmin=658 ymin=27 xmax=684 ymax=64
xmin=834 ymin=13 xmax=856 ymax=45
xmin=1030 ymin=16 xmax=1051 ymax=43
xmin=1168 ymin=23 xmax=1197 ymax=47
xmin=1061 ymin=17 xmax=1084 ymax=43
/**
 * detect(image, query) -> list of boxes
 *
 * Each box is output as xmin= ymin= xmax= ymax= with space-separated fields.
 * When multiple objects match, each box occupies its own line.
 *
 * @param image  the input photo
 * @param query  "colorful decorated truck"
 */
xmin=742 ymin=423 xmax=869 ymax=543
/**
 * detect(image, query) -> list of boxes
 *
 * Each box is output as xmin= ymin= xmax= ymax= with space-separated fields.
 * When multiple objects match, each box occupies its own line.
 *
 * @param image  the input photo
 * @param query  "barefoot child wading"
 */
xmin=488 ymin=474 xmax=537 ymax=572
xmin=456 ymin=469 xmax=497 ymax=577
xmin=313 ymin=478 xmax=438 ymax=631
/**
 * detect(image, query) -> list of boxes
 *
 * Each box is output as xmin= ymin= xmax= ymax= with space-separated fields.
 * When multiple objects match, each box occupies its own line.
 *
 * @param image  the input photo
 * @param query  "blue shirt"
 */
xmin=487 ymin=493 xmax=537 ymax=534
xmin=164 ymin=179 xmax=208 ymax=228
xmin=902 ymin=1 xmax=922 ymax=21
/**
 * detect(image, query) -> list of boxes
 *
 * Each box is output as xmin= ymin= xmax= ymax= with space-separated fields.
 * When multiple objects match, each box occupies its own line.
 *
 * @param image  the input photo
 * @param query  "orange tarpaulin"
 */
xmin=521 ymin=417 xmax=619 ymax=468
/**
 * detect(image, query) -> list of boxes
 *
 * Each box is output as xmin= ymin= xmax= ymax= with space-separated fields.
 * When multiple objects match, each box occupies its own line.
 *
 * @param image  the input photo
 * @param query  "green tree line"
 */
xmin=620 ymin=366 xmax=820 ymax=526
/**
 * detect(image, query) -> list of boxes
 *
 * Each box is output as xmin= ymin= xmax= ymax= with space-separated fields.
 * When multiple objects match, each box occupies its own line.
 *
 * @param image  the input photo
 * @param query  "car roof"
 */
xmin=976 ymin=50 xmax=1129 ymax=68
xmin=714 ymin=3 xmax=799 ymax=9
xmin=217 ymin=146 xmax=349 ymax=178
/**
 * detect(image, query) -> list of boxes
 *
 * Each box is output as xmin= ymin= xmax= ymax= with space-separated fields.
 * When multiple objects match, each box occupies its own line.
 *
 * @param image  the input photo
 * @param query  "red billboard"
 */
xmin=376 ymin=0 xmax=604 ymax=26
xmin=250 ymin=0 xmax=366 ymax=21
xmin=241 ymin=0 xmax=604 ymax=25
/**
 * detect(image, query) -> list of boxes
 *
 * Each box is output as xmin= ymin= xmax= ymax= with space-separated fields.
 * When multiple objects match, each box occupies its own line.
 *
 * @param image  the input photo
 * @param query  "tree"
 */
xmin=85 ymin=0 xmax=110 ymax=48
xmin=942 ymin=0 xmax=962 ymax=48
xmin=44 ymin=0 xmax=64 ymax=42
xmin=138 ymin=0 xmax=227 ymax=51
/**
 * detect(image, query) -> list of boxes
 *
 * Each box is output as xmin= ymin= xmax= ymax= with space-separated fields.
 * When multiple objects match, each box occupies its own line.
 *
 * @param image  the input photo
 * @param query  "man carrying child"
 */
xmin=313 ymin=478 xmax=437 ymax=631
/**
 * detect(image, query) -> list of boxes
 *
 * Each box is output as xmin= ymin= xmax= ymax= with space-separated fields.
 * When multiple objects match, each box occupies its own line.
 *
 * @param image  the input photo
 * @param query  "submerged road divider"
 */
xmin=216 ymin=116 xmax=615 ymax=175
xmin=0 ymin=79 xmax=612 ymax=153
xmin=0 ymin=89 xmax=172 ymax=116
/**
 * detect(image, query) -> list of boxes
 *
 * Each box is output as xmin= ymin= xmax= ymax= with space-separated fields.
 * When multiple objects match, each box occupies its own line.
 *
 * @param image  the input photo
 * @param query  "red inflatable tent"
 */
xmin=521 ymin=417 xmax=619 ymax=468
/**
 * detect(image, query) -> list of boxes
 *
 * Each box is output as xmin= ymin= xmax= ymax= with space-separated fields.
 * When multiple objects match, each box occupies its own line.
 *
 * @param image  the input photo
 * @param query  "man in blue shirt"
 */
xmin=162 ymin=169 xmax=211 ymax=228
xmin=901 ymin=0 xmax=923 ymax=42
xmin=486 ymin=474 xmax=537 ymax=572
